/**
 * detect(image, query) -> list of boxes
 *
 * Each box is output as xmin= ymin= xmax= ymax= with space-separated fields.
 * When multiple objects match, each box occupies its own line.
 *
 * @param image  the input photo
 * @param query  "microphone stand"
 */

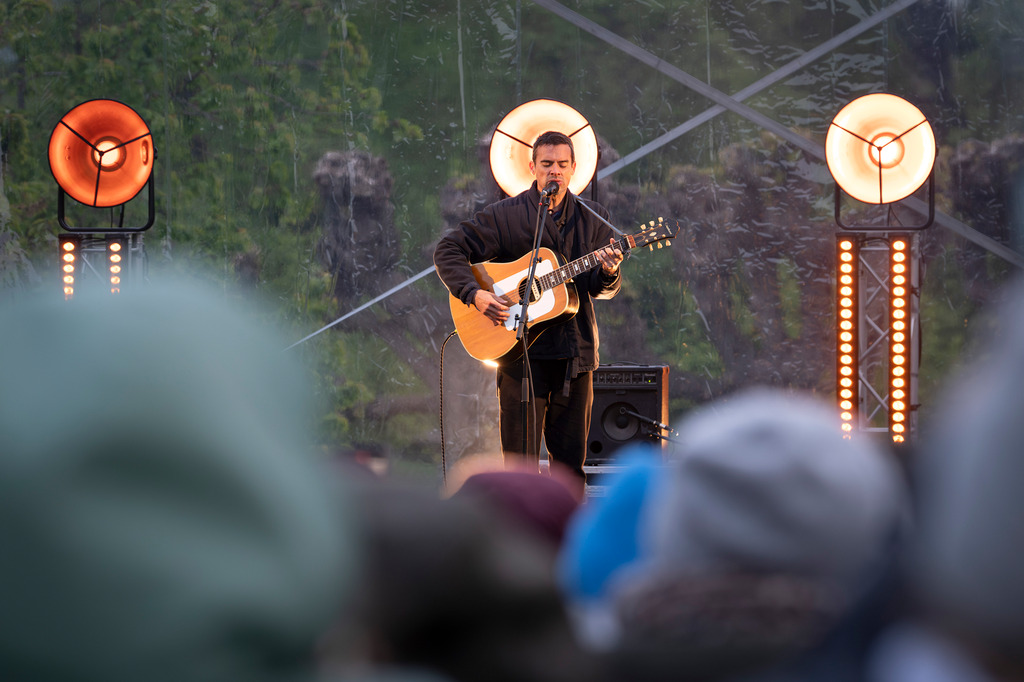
xmin=514 ymin=187 xmax=552 ymax=461
xmin=618 ymin=407 xmax=682 ymax=445
xmin=619 ymin=406 xmax=676 ymax=436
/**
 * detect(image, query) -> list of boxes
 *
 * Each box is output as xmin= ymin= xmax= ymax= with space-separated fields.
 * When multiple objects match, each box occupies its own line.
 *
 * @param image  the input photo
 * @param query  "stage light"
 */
xmin=889 ymin=237 xmax=912 ymax=442
xmin=488 ymin=99 xmax=599 ymax=198
xmin=59 ymin=234 xmax=82 ymax=300
xmin=836 ymin=237 xmax=859 ymax=437
xmin=48 ymin=99 xmax=156 ymax=232
xmin=825 ymin=93 xmax=935 ymax=205
xmin=49 ymin=99 xmax=153 ymax=207
xmin=827 ymin=96 xmax=936 ymax=441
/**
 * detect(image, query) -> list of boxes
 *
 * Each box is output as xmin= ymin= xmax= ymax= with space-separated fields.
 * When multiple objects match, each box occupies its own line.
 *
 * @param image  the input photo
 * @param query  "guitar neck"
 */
xmin=539 ymin=235 xmax=632 ymax=291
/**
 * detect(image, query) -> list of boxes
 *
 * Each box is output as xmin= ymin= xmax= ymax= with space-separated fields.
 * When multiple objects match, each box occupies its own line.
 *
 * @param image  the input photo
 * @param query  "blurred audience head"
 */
xmin=558 ymin=445 xmax=662 ymax=604
xmin=331 ymin=479 xmax=608 ymax=682
xmin=894 ymin=278 xmax=1024 ymax=678
xmin=643 ymin=387 xmax=905 ymax=595
xmin=0 ymin=281 xmax=354 ymax=682
xmin=451 ymin=469 xmax=579 ymax=548
xmin=582 ymin=388 xmax=908 ymax=680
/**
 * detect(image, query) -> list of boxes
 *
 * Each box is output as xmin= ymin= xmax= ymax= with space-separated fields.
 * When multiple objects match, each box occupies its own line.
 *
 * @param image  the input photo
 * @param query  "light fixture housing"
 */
xmin=488 ymin=99 xmax=598 ymax=198
xmin=48 ymin=99 xmax=156 ymax=232
xmin=825 ymin=93 xmax=935 ymax=230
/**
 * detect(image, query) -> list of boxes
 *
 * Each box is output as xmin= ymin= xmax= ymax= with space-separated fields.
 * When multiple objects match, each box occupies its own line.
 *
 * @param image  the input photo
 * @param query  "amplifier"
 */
xmin=587 ymin=364 xmax=669 ymax=463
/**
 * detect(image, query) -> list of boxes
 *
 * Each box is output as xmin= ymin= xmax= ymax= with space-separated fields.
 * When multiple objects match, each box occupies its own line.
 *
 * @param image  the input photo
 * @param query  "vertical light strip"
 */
xmin=106 ymin=237 xmax=126 ymax=294
xmin=889 ymin=237 xmax=910 ymax=443
xmin=59 ymin=235 xmax=81 ymax=300
xmin=836 ymin=237 xmax=859 ymax=437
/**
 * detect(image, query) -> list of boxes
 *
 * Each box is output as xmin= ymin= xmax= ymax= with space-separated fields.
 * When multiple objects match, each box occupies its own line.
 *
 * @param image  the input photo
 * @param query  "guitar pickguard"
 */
xmin=492 ymin=258 xmax=557 ymax=331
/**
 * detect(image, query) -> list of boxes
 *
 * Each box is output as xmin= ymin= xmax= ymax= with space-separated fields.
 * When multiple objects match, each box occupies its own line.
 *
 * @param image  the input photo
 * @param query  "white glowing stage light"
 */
xmin=488 ymin=99 xmax=598 ymax=197
xmin=825 ymin=93 xmax=935 ymax=205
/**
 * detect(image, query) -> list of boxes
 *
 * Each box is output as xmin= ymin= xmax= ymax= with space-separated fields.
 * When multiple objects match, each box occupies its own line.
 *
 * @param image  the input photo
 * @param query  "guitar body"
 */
xmin=448 ymin=247 xmax=580 ymax=363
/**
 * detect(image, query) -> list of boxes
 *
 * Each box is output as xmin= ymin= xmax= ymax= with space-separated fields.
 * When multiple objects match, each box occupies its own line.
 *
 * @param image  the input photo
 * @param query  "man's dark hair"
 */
xmin=532 ymin=130 xmax=575 ymax=164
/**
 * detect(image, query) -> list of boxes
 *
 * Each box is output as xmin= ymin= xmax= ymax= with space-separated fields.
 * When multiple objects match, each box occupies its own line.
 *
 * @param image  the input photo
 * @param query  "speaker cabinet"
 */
xmin=587 ymin=364 xmax=669 ymax=462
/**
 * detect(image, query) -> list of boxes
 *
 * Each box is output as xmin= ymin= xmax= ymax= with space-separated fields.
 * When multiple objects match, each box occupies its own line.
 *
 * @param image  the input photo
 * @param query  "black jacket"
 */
xmin=434 ymin=182 xmax=620 ymax=372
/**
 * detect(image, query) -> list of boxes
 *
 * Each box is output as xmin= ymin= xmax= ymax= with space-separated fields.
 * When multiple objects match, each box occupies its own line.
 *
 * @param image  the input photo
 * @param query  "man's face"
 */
xmin=529 ymin=143 xmax=575 ymax=205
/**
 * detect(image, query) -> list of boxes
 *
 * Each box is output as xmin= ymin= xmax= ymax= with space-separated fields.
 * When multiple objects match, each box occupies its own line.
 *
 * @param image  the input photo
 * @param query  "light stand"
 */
xmin=49 ymin=99 xmax=156 ymax=297
xmin=825 ymin=93 xmax=935 ymax=445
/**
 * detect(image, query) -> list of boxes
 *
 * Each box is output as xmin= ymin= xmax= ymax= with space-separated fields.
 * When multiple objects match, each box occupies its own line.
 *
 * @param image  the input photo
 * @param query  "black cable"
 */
xmin=438 ymin=328 xmax=459 ymax=491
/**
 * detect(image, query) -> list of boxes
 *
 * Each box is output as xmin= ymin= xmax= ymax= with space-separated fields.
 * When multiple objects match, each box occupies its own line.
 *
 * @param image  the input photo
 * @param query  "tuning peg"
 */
xmin=656 ymin=243 xmax=663 ymax=249
xmin=666 ymin=240 xmax=672 ymax=247
xmin=648 ymin=245 xmax=654 ymax=251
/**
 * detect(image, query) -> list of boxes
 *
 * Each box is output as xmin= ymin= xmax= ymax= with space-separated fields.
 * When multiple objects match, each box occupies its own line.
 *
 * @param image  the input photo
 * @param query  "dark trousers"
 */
xmin=497 ymin=358 xmax=593 ymax=480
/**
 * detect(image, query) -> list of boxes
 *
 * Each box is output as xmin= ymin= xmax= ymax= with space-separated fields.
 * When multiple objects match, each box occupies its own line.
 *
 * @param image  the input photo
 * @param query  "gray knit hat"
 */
xmin=642 ymin=387 xmax=906 ymax=595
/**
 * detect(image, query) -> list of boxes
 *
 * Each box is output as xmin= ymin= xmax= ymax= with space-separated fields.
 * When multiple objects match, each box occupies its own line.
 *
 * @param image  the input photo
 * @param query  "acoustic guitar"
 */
xmin=447 ymin=217 xmax=679 ymax=363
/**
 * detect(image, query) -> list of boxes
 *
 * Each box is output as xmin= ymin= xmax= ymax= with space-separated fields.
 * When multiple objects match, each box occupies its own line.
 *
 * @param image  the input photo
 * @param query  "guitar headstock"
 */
xmin=632 ymin=217 xmax=680 ymax=251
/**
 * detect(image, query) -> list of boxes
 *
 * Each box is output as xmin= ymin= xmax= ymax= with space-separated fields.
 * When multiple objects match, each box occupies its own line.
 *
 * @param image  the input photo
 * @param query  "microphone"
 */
xmin=539 ymin=181 xmax=559 ymax=198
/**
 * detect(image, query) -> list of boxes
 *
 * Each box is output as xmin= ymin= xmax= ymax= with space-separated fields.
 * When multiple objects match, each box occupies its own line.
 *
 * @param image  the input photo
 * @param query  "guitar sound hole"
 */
xmin=518 ymin=279 xmax=540 ymax=304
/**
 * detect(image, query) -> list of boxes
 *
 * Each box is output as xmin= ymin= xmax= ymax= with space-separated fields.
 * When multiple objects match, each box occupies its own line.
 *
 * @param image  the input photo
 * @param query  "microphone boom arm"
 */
xmin=619 ymin=406 xmax=675 ymax=435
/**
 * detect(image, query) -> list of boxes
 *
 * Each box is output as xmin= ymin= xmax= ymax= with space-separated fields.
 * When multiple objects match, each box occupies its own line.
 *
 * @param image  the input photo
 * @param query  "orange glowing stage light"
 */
xmin=49 ymin=99 xmax=156 ymax=231
xmin=488 ymin=99 xmax=599 ymax=198
xmin=825 ymin=93 xmax=935 ymax=230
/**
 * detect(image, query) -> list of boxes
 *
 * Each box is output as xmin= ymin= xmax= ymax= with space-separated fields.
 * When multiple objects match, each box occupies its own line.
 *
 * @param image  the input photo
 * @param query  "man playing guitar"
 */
xmin=434 ymin=130 xmax=624 ymax=496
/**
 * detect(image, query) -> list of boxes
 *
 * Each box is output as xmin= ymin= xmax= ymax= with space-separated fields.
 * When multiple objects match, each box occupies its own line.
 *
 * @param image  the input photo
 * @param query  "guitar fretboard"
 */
xmin=537 ymin=235 xmax=633 ymax=292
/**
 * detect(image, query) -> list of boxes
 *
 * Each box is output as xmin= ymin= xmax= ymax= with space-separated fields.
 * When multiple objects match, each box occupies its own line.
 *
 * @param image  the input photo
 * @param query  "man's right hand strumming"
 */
xmin=474 ymin=289 xmax=511 ymax=326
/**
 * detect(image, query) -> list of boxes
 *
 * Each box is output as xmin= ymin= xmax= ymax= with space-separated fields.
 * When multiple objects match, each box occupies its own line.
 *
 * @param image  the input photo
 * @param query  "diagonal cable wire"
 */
xmin=283 ymin=266 xmax=436 ymax=350
xmin=590 ymin=0 xmax=922 ymax=179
